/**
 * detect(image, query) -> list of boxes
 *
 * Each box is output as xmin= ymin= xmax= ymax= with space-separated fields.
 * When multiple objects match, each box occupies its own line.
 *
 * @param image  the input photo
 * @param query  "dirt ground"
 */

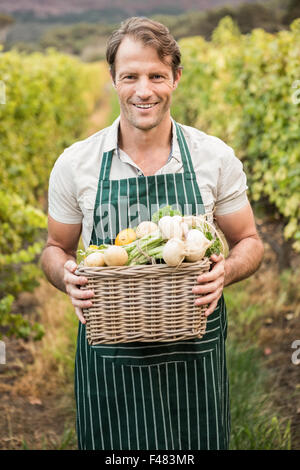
xmin=0 ymin=285 xmax=77 ymax=450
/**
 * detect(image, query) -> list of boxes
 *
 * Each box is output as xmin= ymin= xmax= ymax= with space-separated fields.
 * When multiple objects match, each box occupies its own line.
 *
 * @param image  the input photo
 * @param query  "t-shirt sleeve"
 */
xmin=48 ymin=150 xmax=83 ymax=224
xmin=215 ymin=145 xmax=249 ymax=216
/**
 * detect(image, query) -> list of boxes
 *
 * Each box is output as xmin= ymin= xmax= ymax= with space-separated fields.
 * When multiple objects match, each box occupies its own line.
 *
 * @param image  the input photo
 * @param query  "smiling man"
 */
xmin=41 ymin=17 xmax=264 ymax=450
xmin=111 ymin=34 xmax=182 ymax=176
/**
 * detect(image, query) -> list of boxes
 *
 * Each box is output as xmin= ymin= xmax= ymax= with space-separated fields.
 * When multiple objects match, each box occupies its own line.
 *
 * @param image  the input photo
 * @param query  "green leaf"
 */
xmin=151 ymin=205 xmax=182 ymax=223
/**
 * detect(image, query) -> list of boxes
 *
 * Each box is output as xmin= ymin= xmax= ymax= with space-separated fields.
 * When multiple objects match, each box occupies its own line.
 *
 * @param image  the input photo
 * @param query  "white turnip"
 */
xmin=162 ymin=238 xmax=186 ymax=266
xmin=135 ymin=221 xmax=158 ymax=239
xmin=158 ymin=216 xmax=184 ymax=240
xmin=184 ymin=229 xmax=212 ymax=262
xmin=84 ymin=251 xmax=106 ymax=267
xmin=103 ymin=245 xmax=128 ymax=266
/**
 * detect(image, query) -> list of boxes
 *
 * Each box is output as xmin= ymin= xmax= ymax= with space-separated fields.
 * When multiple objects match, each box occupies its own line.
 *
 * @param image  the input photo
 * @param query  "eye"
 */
xmin=152 ymin=75 xmax=164 ymax=81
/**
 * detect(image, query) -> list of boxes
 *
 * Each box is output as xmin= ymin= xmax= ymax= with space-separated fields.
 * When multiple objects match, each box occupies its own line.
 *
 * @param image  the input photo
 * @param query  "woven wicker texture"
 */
xmin=76 ymin=259 xmax=211 ymax=345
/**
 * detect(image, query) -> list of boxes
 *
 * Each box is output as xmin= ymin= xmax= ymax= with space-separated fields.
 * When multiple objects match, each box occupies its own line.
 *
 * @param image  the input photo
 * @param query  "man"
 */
xmin=41 ymin=17 xmax=264 ymax=450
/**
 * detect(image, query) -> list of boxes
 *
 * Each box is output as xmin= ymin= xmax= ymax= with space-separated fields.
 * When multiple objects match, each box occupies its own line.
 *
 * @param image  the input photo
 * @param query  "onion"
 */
xmin=158 ymin=216 xmax=184 ymax=240
xmin=182 ymin=215 xmax=206 ymax=229
xmin=162 ymin=238 xmax=186 ymax=266
xmin=181 ymin=222 xmax=189 ymax=239
xmin=103 ymin=245 xmax=128 ymax=266
xmin=135 ymin=221 xmax=158 ymax=239
xmin=184 ymin=229 xmax=212 ymax=262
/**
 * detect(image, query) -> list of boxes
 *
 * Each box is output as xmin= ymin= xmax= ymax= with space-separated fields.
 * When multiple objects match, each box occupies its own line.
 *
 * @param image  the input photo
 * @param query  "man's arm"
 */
xmin=216 ymin=201 xmax=264 ymax=287
xmin=40 ymin=215 xmax=94 ymax=323
xmin=192 ymin=202 xmax=264 ymax=316
xmin=41 ymin=215 xmax=81 ymax=292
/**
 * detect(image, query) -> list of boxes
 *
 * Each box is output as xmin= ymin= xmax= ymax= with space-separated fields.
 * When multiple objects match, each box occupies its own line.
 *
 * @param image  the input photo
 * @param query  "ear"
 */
xmin=173 ymin=68 xmax=182 ymax=90
xmin=109 ymin=69 xmax=116 ymax=88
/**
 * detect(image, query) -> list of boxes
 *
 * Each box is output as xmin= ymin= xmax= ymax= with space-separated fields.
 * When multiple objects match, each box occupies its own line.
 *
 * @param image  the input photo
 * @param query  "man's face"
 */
xmin=113 ymin=36 xmax=181 ymax=131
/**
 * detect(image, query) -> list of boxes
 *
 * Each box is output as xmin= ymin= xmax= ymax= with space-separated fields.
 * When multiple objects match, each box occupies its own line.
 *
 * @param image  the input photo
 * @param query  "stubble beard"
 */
xmin=121 ymin=98 xmax=171 ymax=131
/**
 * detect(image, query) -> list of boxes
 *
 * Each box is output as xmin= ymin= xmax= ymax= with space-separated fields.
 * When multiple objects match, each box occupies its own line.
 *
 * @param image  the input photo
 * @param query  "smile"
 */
xmin=133 ymin=103 xmax=157 ymax=109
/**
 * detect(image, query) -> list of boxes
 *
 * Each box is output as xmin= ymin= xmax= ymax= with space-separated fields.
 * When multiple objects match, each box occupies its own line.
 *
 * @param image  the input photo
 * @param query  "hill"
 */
xmin=0 ymin=0 xmax=258 ymax=20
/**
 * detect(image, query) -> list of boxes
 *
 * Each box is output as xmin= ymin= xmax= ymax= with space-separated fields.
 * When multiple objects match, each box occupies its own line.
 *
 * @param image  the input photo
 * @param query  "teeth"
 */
xmin=134 ymin=104 xmax=156 ymax=108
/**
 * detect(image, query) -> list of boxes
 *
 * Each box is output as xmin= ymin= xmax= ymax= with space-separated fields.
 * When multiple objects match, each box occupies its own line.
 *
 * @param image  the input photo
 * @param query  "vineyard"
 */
xmin=0 ymin=49 xmax=108 ymax=337
xmin=173 ymin=16 xmax=300 ymax=253
xmin=0 ymin=17 xmax=300 ymax=449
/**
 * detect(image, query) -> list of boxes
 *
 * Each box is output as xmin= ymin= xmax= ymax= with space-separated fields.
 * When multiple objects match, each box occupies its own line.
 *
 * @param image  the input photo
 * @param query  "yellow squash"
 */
xmin=115 ymin=228 xmax=136 ymax=246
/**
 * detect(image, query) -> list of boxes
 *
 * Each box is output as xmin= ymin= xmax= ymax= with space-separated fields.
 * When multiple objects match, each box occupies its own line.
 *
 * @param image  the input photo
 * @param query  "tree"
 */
xmin=0 ymin=14 xmax=14 ymax=29
xmin=282 ymin=0 xmax=300 ymax=25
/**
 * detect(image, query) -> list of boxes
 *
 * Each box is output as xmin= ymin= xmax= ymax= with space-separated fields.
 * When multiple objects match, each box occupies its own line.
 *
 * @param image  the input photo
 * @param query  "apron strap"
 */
xmin=97 ymin=121 xmax=195 ymax=181
xmin=98 ymin=151 xmax=113 ymax=181
xmin=174 ymin=122 xmax=195 ymax=175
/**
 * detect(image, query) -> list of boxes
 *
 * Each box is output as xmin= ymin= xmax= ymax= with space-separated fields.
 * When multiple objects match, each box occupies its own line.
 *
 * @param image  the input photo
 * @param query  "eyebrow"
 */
xmin=118 ymin=71 xmax=167 ymax=78
xmin=119 ymin=72 xmax=136 ymax=77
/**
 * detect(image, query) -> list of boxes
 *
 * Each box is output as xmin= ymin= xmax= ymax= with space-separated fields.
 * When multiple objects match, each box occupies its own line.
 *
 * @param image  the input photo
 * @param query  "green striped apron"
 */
xmin=75 ymin=122 xmax=230 ymax=450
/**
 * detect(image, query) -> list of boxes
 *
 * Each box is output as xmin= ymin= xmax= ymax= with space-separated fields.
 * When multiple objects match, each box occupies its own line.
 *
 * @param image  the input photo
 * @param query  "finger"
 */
xmin=197 ymin=261 xmax=225 ymax=283
xmin=71 ymin=296 xmax=93 ymax=310
xmin=68 ymin=284 xmax=94 ymax=300
xmin=64 ymin=259 xmax=78 ymax=273
xmin=64 ymin=270 xmax=89 ymax=287
xmin=197 ymin=268 xmax=223 ymax=284
xmin=74 ymin=306 xmax=86 ymax=324
xmin=210 ymin=253 xmax=224 ymax=262
xmin=192 ymin=279 xmax=221 ymax=295
xmin=64 ymin=261 xmax=90 ymax=286
xmin=204 ymin=298 xmax=219 ymax=317
xmin=194 ymin=287 xmax=223 ymax=307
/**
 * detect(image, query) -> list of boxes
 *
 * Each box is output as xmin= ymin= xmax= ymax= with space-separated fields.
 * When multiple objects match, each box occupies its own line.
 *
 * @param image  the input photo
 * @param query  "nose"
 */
xmin=135 ymin=77 xmax=153 ymax=100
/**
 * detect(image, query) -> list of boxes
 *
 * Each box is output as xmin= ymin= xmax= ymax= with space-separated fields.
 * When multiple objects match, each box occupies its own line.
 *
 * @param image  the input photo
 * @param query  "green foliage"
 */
xmin=172 ymin=17 xmax=300 ymax=251
xmin=0 ymin=49 xmax=98 ymax=203
xmin=0 ymin=50 xmax=107 ymax=338
xmin=151 ymin=204 xmax=182 ymax=223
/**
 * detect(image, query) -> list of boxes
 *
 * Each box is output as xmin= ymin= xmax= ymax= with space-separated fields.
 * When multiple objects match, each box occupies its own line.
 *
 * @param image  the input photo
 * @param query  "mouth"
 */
xmin=132 ymin=103 xmax=158 ymax=110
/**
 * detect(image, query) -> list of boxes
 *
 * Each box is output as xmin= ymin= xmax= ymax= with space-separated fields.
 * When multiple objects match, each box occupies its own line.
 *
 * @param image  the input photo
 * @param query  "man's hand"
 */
xmin=192 ymin=254 xmax=225 ymax=316
xmin=63 ymin=260 xmax=94 ymax=324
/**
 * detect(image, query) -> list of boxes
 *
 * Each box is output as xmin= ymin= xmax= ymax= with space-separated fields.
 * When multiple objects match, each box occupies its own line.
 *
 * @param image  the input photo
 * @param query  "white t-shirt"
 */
xmin=48 ymin=116 xmax=249 ymax=249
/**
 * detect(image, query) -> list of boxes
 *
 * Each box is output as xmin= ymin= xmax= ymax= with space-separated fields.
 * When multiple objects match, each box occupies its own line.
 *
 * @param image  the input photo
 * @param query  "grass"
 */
xmin=21 ymin=426 xmax=77 ymax=451
xmin=227 ymin=340 xmax=291 ymax=450
xmin=224 ymin=267 xmax=296 ymax=450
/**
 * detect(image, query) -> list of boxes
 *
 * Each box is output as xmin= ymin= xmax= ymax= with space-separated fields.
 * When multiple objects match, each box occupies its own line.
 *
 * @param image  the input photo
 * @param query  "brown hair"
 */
xmin=106 ymin=17 xmax=182 ymax=81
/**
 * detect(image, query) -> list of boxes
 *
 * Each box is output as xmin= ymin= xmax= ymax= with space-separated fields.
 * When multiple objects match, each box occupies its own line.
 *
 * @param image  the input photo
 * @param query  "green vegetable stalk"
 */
xmin=123 ymin=231 xmax=166 ymax=266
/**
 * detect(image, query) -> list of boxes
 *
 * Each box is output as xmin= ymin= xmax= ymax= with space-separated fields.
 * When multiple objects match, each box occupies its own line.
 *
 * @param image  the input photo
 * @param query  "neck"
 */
xmin=118 ymin=114 xmax=172 ymax=155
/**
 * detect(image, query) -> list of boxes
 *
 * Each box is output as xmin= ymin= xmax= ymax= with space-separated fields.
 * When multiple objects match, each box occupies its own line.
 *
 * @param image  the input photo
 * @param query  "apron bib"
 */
xmin=75 ymin=122 xmax=230 ymax=450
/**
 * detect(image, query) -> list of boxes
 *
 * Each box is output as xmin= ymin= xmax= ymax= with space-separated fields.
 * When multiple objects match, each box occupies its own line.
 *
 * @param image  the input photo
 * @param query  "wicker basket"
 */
xmin=76 ymin=258 xmax=211 ymax=345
